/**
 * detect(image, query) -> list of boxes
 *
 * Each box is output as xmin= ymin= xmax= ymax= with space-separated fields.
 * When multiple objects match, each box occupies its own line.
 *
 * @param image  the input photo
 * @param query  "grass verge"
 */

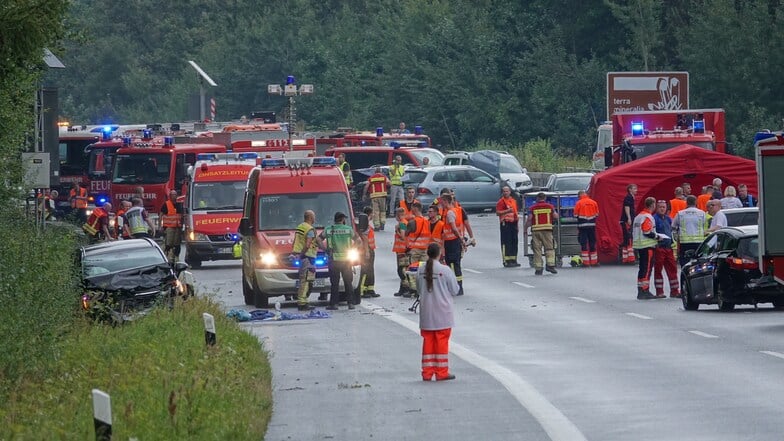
xmin=0 ymin=296 xmax=272 ymax=440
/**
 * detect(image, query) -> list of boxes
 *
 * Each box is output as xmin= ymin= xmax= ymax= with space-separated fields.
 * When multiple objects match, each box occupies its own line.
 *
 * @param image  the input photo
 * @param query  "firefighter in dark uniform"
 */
xmin=439 ymin=194 xmax=465 ymax=295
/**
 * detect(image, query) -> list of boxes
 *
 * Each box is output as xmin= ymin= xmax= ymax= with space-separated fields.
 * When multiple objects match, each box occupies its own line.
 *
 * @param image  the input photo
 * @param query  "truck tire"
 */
xmin=241 ymin=266 xmax=254 ymax=305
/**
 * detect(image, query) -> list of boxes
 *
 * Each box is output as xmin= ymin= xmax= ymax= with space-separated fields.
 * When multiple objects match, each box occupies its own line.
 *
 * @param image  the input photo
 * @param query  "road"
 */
xmin=193 ymin=212 xmax=784 ymax=441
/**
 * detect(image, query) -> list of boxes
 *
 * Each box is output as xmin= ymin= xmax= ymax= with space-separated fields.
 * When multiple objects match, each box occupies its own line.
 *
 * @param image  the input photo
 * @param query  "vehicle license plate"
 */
xmin=219 ymin=247 xmax=233 ymax=254
xmin=296 ymin=278 xmax=327 ymax=288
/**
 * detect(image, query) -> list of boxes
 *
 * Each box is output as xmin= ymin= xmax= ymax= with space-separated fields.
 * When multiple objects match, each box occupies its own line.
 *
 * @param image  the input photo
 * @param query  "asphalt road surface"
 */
xmin=193 ymin=212 xmax=784 ymax=441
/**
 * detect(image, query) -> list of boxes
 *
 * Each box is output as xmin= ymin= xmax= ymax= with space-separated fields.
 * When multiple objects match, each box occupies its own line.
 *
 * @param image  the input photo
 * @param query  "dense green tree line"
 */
xmin=41 ymin=0 xmax=784 ymax=159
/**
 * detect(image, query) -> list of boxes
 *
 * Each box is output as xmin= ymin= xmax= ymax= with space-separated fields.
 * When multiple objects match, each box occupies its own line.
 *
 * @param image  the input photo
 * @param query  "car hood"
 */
xmin=84 ymin=263 xmax=175 ymax=293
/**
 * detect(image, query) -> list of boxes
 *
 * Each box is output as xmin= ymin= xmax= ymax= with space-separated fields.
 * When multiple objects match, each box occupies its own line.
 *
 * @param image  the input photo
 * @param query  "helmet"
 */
xmin=570 ymin=256 xmax=583 ymax=267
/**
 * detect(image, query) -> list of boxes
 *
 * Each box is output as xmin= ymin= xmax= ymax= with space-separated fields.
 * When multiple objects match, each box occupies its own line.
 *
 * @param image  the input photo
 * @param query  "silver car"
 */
xmin=404 ymin=165 xmax=504 ymax=211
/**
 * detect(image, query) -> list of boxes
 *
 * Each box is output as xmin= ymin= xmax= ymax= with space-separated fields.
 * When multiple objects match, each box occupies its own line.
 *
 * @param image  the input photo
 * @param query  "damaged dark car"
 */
xmin=78 ymin=238 xmax=195 ymax=322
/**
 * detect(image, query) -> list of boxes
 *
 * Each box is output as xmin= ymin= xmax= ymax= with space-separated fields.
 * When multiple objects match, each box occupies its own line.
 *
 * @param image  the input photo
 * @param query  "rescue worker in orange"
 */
xmin=393 ymin=207 xmax=412 ymax=297
xmin=653 ymin=199 xmax=680 ymax=298
xmin=496 ymin=186 xmax=520 ymax=267
xmin=400 ymin=186 xmax=419 ymax=221
xmin=365 ymin=167 xmax=390 ymax=231
xmin=669 ymin=186 xmax=687 ymax=219
xmin=115 ymin=200 xmax=132 ymax=239
xmin=439 ymin=194 xmax=466 ymax=295
xmin=359 ymin=205 xmax=380 ymax=298
xmin=696 ymin=185 xmax=712 ymax=212
xmin=82 ymin=202 xmax=114 ymax=243
xmin=407 ymin=201 xmax=431 ymax=292
xmin=574 ymin=189 xmax=600 ymax=267
xmin=426 ymin=205 xmax=444 ymax=249
xmin=524 ymin=192 xmax=559 ymax=275
xmin=160 ymin=190 xmax=184 ymax=262
xmin=69 ymin=182 xmax=88 ymax=223
xmin=632 ymin=197 xmax=660 ymax=300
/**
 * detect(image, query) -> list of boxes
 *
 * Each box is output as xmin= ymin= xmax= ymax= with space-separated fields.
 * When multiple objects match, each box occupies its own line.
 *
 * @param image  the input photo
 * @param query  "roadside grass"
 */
xmin=0 ymin=296 xmax=272 ymax=440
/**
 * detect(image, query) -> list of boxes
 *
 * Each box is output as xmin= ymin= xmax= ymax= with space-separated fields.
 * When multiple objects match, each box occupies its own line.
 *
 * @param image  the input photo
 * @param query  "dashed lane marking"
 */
xmin=463 ymin=268 xmax=482 ymax=274
xmin=513 ymin=282 xmax=535 ymax=289
xmin=361 ymin=301 xmax=587 ymax=441
xmin=569 ymin=296 xmax=596 ymax=303
xmin=688 ymin=330 xmax=718 ymax=339
xmin=625 ymin=312 xmax=652 ymax=320
xmin=761 ymin=351 xmax=784 ymax=360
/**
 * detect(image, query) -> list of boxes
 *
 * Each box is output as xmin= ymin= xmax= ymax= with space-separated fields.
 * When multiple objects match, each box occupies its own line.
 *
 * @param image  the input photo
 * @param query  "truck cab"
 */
xmin=238 ymin=155 xmax=360 ymax=307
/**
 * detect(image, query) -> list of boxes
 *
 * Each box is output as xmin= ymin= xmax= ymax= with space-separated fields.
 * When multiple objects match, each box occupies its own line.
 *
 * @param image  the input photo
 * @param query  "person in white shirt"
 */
xmin=417 ymin=243 xmax=459 ymax=382
xmin=720 ymin=185 xmax=743 ymax=209
xmin=707 ymin=200 xmax=727 ymax=232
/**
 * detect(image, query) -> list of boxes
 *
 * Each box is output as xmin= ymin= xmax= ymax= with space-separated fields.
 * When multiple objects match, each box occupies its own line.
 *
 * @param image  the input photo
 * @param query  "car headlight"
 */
xmin=260 ymin=251 xmax=277 ymax=266
xmin=347 ymin=248 xmax=360 ymax=263
xmin=188 ymin=232 xmax=208 ymax=241
xmin=85 ymin=209 xmax=93 ymax=217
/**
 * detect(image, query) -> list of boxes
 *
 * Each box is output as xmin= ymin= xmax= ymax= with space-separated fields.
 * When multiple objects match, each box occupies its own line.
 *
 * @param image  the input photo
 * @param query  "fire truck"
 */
xmin=55 ymin=126 xmax=100 ymax=211
xmin=230 ymin=137 xmax=317 ymax=155
xmin=110 ymin=138 xmax=226 ymax=226
xmin=603 ymin=109 xmax=726 ymax=168
xmin=754 ymin=131 xmax=784 ymax=290
xmin=184 ymin=152 xmax=259 ymax=268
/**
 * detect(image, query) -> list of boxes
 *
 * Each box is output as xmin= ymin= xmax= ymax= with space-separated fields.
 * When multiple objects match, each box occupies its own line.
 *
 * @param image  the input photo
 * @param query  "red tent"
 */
xmin=588 ymin=145 xmax=758 ymax=264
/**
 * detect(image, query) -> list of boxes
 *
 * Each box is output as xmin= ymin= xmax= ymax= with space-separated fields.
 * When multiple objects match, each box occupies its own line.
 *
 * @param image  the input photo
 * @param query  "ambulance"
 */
xmin=184 ymin=152 xmax=258 ymax=268
xmin=238 ymin=155 xmax=360 ymax=307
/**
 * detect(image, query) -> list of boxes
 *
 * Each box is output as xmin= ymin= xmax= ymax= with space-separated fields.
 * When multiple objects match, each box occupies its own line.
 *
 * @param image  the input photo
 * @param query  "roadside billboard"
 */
xmin=606 ymin=72 xmax=689 ymax=119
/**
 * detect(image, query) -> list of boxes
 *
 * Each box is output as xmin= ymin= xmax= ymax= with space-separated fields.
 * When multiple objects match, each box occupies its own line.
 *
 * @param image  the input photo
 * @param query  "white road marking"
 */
xmin=760 ymin=351 xmax=784 ymax=360
xmin=688 ymin=330 xmax=718 ymax=339
xmin=569 ymin=296 xmax=596 ymax=303
xmin=513 ymin=282 xmax=535 ymax=289
xmin=361 ymin=301 xmax=587 ymax=441
xmin=625 ymin=312 xmax=652 ymax=320
xmin=463 ymin=268 xmax=482 ymax=274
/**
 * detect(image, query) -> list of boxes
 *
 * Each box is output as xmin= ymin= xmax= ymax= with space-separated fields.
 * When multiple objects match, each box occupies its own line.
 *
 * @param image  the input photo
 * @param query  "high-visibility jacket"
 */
xmin=116 ymin=208 xmax=129 ymax=238
xmin=429 ymin=219 xmax=444 ymax=245
xmin=293 ymin=222 xmax=318 ymax=258
xmin=528 ymin=202 xmax=555 ymax=231
xmin=408 ymin=215 xmax=431 ymax=250
xmin=161 ymin=200 xmax=182 ymax=228
xmin=574 ymin=194 xmax=599 ymax=229
xmin=125 ymin=206 xmax=148 ymax=235
xmin=441 ymin=207 xmax=463 ymax=241
xmin=393 ymin=222 xmax=408 ymax=253
xmin=389 ymin=164 xmax=405 ymax=186
xmin=366 ymin=227 xmax=376 ymax=250
xmin=669 ymin=197 xmax=686 ymax=219
xmin=400 ymin=198 xmax=419 ymax=220
xmin=368 ymin=173 xmax=388 ymax=198
xmin=82 ymin=207 xmax=107 ymax=236
xmin=673 ymin=207 xmax=707 ymax=244
xmin=496 ymin=196 xmax=518 ymax=224
xmin=339 ymin=161 xmax=352 ymax=185
xmin=632 ymin=210 xmax=657 ymax=249
xmin=70 ymin=187 xmax=88 ymax=209
xmin=323 ymin=223 xmax=354 ymax=261
xmin=696 ymin=193 xmax=712 ymax=212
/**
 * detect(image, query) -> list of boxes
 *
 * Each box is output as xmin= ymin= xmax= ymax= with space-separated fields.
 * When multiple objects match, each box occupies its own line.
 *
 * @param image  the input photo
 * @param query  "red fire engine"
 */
xmin=55 ymin=126 xmax=100 ymax=210
xmin=755 ymin=131 xmax=784 ymax=289
xmin=606 ymin=109 xmax=726 ymax=168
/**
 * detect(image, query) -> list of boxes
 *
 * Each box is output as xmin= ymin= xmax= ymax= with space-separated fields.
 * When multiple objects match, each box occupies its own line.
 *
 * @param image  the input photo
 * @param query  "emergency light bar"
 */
xmin=631 ymin=122 xmax=645 ymax=136
xmin=198 ymin=152 xmax=260 ymax=162
xmin=693 ymin=119 xmax=705 ymax=133
xmin=100 ymin=126 xmax=113 ymax=141
xmin=389 ymin=140 xmax=427 ymax=148
xmin=122 ymin=136 xmax=132 ymax=146
xmin=164 ymin=136 xmax=174 ymax=146
xmin=376 ymin=127 xmax=384 ymax=137
xmin=415 ymin=125 xmax=423 ymax=135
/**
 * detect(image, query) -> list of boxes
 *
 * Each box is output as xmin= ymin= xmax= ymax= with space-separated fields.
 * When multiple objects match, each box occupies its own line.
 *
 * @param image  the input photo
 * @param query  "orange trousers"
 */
xmin=421 ymin=328 xmax=451 ymax=381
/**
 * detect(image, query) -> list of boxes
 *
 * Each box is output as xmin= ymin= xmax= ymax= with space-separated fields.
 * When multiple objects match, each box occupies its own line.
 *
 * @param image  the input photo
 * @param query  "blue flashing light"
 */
xmin=286 ymin=75 xmax=296 ymax=85
xmin=261 ymin=158 xmax=286 ymax=168
xmin=631 ymin=122 xmax=644 ymax=136
xmin=164 ymin=136 xmax=174 ymax=146
xmin=238 ymin=152 xmax=259 ymax=160
xmin=753 ymin=132 xmax=777 ymax=145
xmin=122 ymin=136 xmax=132 ymax=146
xmin=390 ymin=141 xmax=400 ymax=148
xmin=693 ymin=120 xmax=705 ymax=133
xmin=312 ymin=157 xmax=336 ymax=166
xmin=376 ymin=127 xmax=384 ymax=137
xmin=360 ymin=141 xmax=367 ymax=146
xmin=197 ymin=153 xmax=218 ymax=161
xmin=414 ymin=125 xmax=423 ymax=135
xmin=314 ymin=258 xmax=326 ymax=266
xmin=97 ymin=195 xmax=109 ymax=205
xmin=230 ymin=233 xmax=239 ymax=241
xmin=142 ymin=129 xmax=153 ymax=139
xmin=90 ymin=125 xmax=118 ymax=133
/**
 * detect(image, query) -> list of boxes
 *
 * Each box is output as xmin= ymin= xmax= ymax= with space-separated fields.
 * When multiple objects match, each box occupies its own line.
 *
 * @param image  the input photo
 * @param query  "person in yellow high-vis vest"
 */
xmin=292 ymin=210 xmax=325 ymax=311
xmin=388 ymin=155 xmax=405 ymax=217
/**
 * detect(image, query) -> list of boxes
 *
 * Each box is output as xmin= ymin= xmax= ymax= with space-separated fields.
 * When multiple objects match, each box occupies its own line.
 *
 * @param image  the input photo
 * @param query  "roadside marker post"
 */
xmin=92 ymin=389 xmax=112 ymax=441
xmin=203 ymin=313 xmax=216 ymax=346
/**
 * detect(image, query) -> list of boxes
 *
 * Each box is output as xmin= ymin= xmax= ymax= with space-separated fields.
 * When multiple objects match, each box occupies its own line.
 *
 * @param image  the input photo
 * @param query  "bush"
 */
xmin=0 ymin=203 xmax=82 ymax=394
xmin=0 ymin=296 xmax=272 ymax=439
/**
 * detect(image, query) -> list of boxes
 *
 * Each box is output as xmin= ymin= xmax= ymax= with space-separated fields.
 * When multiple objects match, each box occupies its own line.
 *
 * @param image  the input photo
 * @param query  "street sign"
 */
xmin=606 ymin=72 xmax=689 ymax=119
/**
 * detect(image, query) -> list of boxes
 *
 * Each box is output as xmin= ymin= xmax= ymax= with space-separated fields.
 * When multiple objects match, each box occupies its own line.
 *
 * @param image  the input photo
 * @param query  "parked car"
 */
xmin=78 ymin=238 xmax=195 ymax=322
xmin=542 ymin=172 xmax=594 ymax=193
xmin=680 ymin=225 xmax=782 ymax=311
xmin=403 ymin=165 xmax=505 ymax=211
xmin=722 ymin=207 xmax=758 ymax=227
xmin=349 ymin=165 xmax=423 ymax=215
xmin=443 ymin=150 xmax=533 ymax=194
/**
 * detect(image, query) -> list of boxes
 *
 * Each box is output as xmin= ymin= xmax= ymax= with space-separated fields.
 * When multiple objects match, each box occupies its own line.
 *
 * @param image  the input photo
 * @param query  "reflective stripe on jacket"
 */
xmin=125 ymin=206 xmax=148 ymax=235
xmin=632 ymin=211 xmax=657 ymax=249
xmin=368 ymin=174 xmax=388 ymax=198
xmin=82 ymin=207 xmax=107 ymax=236
xmin=529 ymin=202 xmax=555 ymax=231
xmin=674 ymin=207 xmax=706 ymax=244
xmin=161 ymin=200 xmax=182 ymax=228
xmin=408 ymin=216 xmax=431 ymax=250
xmin=574 ymin=194 xmax=599 ymax=228
xmin=293 ymin=222 xmax=318 ymax=258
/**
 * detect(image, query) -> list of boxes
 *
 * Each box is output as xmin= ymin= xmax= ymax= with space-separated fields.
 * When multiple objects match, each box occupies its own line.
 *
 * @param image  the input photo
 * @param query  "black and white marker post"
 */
xmin=203 ymin=313 xmax=216 ymax=346
xmin=92 ymin=389 xmax=112 ymax=441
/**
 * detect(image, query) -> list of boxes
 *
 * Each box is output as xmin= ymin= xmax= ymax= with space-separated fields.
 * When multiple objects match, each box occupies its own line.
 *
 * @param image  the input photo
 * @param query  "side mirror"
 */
xmin=238 ymin=217 xmax=253 ymax=236
xmin=357 ymin=213 xmax=369 ymax=232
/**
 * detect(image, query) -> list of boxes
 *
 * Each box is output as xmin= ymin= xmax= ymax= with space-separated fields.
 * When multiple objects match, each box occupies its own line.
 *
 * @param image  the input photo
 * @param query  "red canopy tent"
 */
xmin=588 ymin=145 xmax=758 ymax=264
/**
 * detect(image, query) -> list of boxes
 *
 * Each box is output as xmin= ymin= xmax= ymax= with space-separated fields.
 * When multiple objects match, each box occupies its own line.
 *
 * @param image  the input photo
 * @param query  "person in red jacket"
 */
xmin=82 ymin=202 xmax=114 ymax=243
xmin=574 ymin=190 xmax=600 ymax=266
xmin=364 ymin=167 xmax=390 ymax=231
xmin=496 ymin=186 xmax=520 ymax=267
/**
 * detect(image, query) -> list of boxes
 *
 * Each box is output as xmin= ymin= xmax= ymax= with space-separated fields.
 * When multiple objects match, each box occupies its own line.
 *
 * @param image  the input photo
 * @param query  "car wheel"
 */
xmin=250 ymin=273 xmax=269 ymax=308
xmin=241 ymin=266 xmax=254 ymax=306
xmin=681 ymin=278 xmax=699 ymax=311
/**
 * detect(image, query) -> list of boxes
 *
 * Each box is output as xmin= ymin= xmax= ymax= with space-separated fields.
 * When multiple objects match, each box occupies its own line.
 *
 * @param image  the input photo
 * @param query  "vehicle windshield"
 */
xmin=498 ymin=156 xmax=524 ymax=174
xmin=725 ymin=210 xmax=759 ymax=227
xmin=191 ymin=181 xmax=246 ymax=210
xmin=629 ymin=141 xmax=714 ymax=158
xmin=87 ymin=146 xmax=118 ymax=177
xmin=258 ymin=192 xmax=351 ymax=230
xmin=553 ymin=176 xmax=592 ymax=192
xmin=408 ymin=149 xmax=444 ymax=166
xmin=82 ymin=246 xmax=166 ymax=277
xmin=112 ymin=153 xmax=172 ymax=184
xmin=403 ymin=170 xmax=427 ymax=185
xmin=58 ymin=138 xmax=93 ymax=176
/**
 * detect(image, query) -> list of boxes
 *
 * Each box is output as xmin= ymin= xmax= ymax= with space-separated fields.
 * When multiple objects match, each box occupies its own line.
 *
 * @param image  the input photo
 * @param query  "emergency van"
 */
xmin=238 ymin=155 xmax=360 ymax=307
xmin=184 ymin=152 xmax=258 ymax=268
